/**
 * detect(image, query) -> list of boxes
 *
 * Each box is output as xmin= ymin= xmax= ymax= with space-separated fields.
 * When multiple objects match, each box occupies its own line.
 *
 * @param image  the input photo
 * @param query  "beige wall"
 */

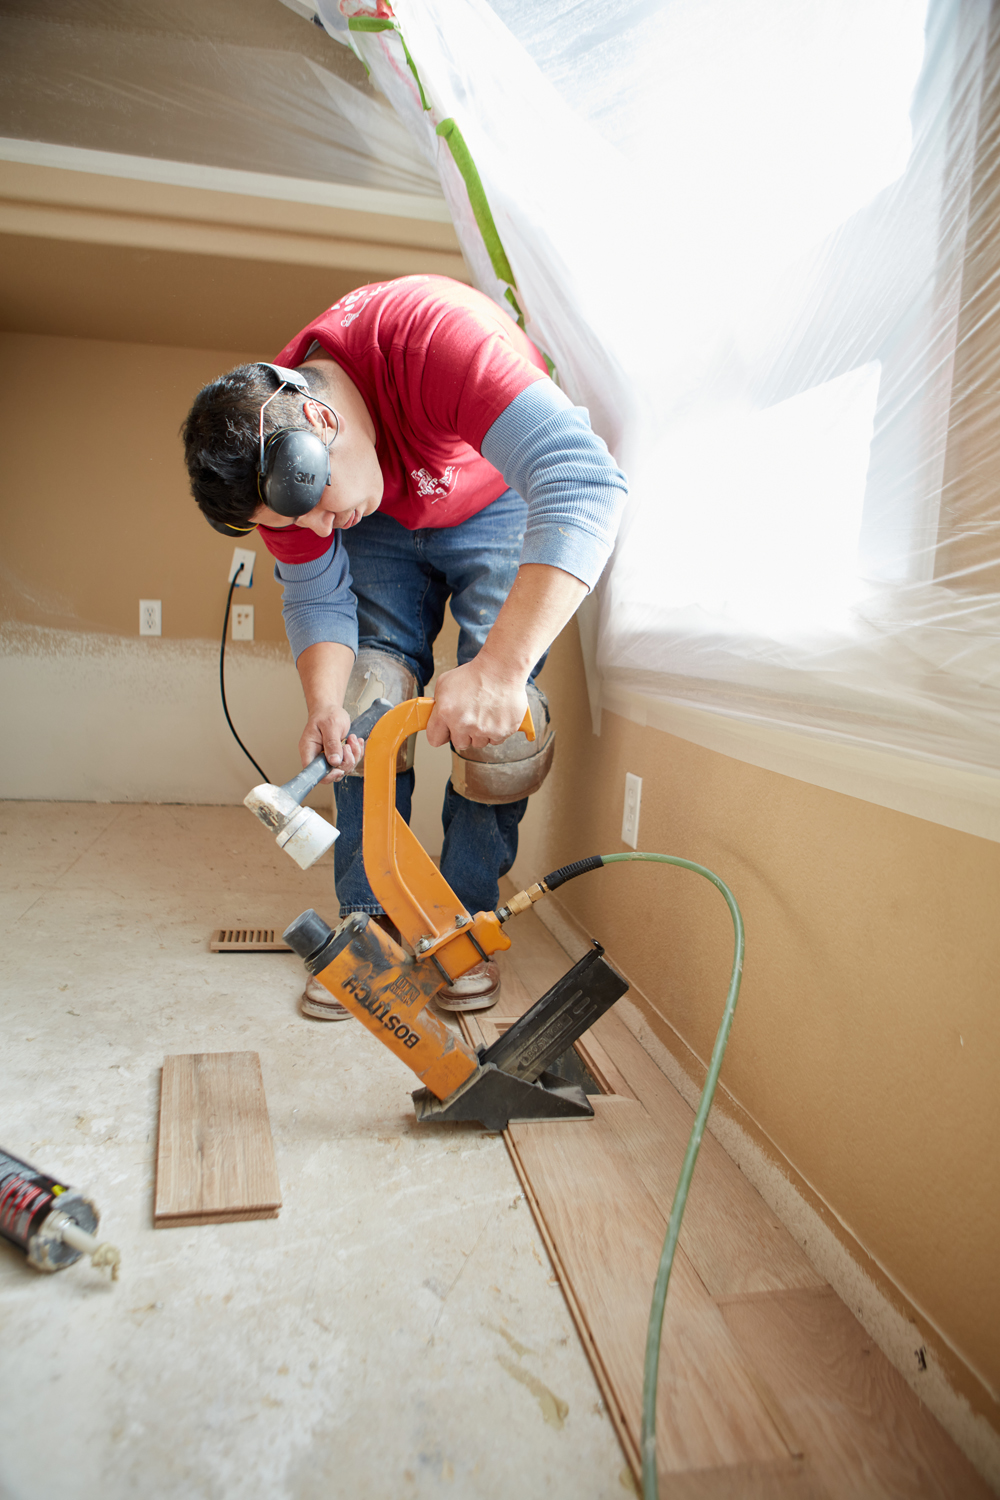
xmin=1 ymin=331 xmax=282 ymax=642
xmin=0 ymin=122 xmax=472 ymax=816
xmin=0 ymin=328 xmax=460 ymax=844
xmin=0 ymin=155 xmax=470 ymax=810
xmin=515 ymin=624 xmax=1000 ymax=1444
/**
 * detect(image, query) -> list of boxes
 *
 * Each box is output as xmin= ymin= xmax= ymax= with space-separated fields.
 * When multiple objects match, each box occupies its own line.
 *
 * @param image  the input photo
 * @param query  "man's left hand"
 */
xmin=426 ymin=660 xmax=528 ymax=751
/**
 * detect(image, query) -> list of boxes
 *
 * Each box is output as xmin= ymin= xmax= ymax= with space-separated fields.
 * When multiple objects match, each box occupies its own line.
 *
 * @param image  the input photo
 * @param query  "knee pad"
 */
xmin=450 ymin=682 xmax=556 ymax=805
xmin=344 ymin=647 xmax=421 ymax=776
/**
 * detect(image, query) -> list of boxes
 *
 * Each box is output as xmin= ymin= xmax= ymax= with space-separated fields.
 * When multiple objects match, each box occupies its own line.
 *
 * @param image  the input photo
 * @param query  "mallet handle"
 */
xmin=281 ymin=698 xmax=394 ymax=805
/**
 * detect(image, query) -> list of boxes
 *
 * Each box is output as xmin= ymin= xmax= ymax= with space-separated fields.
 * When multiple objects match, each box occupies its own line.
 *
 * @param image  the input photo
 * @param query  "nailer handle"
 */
xmin=414 ymin=700 xmax=535 ymax=742
xmin=281 ymin=698 xmax=394 ymax=804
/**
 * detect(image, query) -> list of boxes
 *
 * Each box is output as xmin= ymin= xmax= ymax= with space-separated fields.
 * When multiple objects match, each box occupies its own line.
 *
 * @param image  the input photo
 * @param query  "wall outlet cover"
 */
xmin=622 ymin=772 xmax=642 ymax=849
xmin=232 ymin=604 xmax=254 ymax=641
xmin=229 ymin=547 xmax=256 ymax=587
xmin=139 ymin=599 xmax=162 ymax=636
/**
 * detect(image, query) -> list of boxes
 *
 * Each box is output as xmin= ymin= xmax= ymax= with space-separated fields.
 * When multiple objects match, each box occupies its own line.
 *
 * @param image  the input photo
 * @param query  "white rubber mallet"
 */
xmin=244 ymin=699 xmax=392 ymax=870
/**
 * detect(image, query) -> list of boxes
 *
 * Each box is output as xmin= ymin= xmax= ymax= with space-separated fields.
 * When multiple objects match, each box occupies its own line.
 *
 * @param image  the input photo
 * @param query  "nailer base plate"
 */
xmin=413 ymin=1065 xmax=594 ymax=1133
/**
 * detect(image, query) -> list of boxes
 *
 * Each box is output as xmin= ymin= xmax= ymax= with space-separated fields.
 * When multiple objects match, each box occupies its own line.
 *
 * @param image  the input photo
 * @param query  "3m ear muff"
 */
xmin=256 ymin=362 xmax=339 ymax=518
xmin=258 ymin=428 xmax=331 ymax=516
xmin=208 ymin=516 xmax=259 ymax=539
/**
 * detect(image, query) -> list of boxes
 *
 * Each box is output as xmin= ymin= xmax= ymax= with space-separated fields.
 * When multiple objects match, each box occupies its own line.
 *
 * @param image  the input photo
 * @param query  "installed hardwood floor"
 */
xmin=470 ymin=889 xmax=991 ymax=1498
xmin=719 ymin=1290 xmax=992 ymax=1500
xmin=513 ymin=1105 xmax=790 ymax=1474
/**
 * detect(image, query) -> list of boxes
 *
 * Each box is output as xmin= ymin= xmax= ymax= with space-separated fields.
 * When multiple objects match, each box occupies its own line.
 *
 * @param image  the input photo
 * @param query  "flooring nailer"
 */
xmin=245 ymin=697 xmax=628 ymax=1131
xmin=246 ymin=697 xmax=746 ymax=1498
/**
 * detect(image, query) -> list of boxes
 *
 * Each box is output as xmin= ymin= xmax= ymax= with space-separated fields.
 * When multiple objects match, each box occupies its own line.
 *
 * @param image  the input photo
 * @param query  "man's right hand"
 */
xmin=300 ymin=704 xmax=363 ymax=783
xmin=296 ymin=641 xmax=360 ymax=783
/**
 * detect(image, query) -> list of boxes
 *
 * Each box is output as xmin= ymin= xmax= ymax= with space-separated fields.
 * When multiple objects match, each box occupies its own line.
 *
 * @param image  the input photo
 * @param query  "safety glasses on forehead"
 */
xmin=212 ymin=363 xmax=340 ymax=537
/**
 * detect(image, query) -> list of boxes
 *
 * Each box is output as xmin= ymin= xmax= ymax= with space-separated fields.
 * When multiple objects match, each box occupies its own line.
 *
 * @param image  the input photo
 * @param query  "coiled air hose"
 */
xmin=501 ymin=852 xmax=745 ymax=1500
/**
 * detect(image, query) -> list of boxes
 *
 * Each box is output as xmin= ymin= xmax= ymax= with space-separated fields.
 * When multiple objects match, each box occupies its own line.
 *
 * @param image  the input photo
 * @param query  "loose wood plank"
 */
xmin=509 ymin=1101 xmax=790 ymax=1474
xmin=155 ymin=1052 xmax=281 ymax=1227
xmin=593 ymin=1008 xmax=825 ymax=1297
xmin=719 ymin=1289 xmax=994 ymax=1500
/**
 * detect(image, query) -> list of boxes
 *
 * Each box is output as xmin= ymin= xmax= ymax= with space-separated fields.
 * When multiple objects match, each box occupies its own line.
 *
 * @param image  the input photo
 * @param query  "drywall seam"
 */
xmin=0 ymin=137 xmax=452 ymax=221
xmin=601 ymin=687 xmax=1000 ymax=843
xmin=532 ymin=891 xmax=1000 ymax=1491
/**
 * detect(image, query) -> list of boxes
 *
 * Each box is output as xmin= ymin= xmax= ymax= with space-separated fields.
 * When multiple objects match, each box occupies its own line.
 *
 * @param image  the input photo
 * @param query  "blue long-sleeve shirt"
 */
xmin=275 ymin=379 xmax=627 ymax=662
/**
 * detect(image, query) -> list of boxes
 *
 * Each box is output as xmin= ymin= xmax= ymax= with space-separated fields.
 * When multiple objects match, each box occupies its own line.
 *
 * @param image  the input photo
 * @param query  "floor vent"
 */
xmin=209 ymin=929 xmax=292 ymax=953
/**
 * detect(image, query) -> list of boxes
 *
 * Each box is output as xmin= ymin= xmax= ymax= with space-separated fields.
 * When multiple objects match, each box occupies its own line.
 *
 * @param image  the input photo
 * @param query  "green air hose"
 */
xmin=521 ymin=852 xmax=745 ymax=1500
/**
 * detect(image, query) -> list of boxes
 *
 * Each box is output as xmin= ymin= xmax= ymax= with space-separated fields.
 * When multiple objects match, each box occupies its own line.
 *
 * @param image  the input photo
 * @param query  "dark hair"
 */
xmin=181 ymin=362 xmax=324 ymax=530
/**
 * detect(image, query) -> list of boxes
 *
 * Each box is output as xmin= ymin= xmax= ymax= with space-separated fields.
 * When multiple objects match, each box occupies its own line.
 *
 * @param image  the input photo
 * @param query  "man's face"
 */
xmin=252 ymin=400 xmax=383 ymax=536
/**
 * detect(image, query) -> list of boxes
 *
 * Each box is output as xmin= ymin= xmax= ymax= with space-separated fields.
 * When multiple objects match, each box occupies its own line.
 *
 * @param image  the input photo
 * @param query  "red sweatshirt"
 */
xmin=259 ymin=275 xmax=547 ymax=565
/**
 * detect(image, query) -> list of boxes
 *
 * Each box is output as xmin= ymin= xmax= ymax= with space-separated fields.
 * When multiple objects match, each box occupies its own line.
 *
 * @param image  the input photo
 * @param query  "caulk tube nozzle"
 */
xmin=44 ymin=1212 xmax=121 ymax=1281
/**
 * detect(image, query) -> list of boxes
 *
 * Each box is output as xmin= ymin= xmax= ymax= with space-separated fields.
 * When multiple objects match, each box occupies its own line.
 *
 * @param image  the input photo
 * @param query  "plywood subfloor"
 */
xmin=2 ymin=804 xmax=629 ymax=1500
xmin=460 ymin=887 xmax=992 ymax=1498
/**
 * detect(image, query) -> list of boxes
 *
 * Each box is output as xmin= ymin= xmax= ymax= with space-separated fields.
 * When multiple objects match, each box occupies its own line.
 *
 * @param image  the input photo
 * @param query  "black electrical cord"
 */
xmin=220 ymin=563 xmax=271 ymax=783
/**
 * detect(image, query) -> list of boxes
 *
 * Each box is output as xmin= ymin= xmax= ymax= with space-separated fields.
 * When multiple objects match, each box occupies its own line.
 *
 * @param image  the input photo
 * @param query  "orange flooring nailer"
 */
xmin=246 ymin=698 xmax=746 ymax=1494
xmin=246 ymin=698 xmax=628 ymax=1131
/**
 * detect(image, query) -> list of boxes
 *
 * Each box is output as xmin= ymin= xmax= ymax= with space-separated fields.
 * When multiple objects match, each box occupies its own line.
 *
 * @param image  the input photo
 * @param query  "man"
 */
xmin=183 ymin=275 xmax=626 ymax=1017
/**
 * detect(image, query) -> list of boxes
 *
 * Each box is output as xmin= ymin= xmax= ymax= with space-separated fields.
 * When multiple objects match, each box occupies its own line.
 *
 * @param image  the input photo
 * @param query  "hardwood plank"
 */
xmin=592 ymin=1010 xmax=825 ymax=1296
xmin=719 ymin=1289 xmax=994 ymax=1500
xmin=155 ymin=1207 xmax=280 ymax=1228
xmin=652 ymin=1459 xmax=831 ymax=1499
xmin=573 ymin=1031 xmax=637 ymax=1099
xmin=503 ymin=1128 xmax=642 ymax=1479
xmin=491 ymin=948 xmax=535 ymax=1017
xmin=154 ymin=1051 xmax=282 ymax=1227
xmin=502 ymin=902 xmax=819 ymax=1289
xmin=510 ymin=1101 xmax=790 ymax=1473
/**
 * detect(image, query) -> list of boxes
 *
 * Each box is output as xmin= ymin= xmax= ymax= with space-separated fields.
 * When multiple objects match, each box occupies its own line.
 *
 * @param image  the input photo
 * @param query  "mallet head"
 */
xmin=243 ymin=783 xmax=338 ymax=871
xmin=243 ymin=700 xmax=392 ymax=871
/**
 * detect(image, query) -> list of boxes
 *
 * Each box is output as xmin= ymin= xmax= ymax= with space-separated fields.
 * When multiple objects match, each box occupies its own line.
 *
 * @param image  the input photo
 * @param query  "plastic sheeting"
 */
xmin=306 ymin=0 xmax=1000 ymax=776
xmin=0 ymin=0 xmax=441 ymax=197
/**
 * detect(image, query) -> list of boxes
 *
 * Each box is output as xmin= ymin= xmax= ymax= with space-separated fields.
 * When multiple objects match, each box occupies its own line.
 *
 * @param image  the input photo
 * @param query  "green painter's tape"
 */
xmin=504 ymin=286 xmax=526 ymax=331
xmin=339 ymin=31 xmax=554 ymax=370
xmin=436 ymin=118 xmax=516 ymax=287
xmin=348 ymin=16 xmax=430 ymax=109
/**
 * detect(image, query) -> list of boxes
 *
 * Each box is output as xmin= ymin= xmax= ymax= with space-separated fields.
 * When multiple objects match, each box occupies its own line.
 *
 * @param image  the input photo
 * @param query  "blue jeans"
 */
xmin=334 ymin=489 xmax=542 ymax=919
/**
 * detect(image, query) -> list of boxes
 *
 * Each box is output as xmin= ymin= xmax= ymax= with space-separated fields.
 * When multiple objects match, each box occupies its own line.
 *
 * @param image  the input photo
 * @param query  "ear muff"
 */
xmin=258 ymin=427 xmax=333 ymax=517
xmin=207 ymin=516 xmax=259 ymax=538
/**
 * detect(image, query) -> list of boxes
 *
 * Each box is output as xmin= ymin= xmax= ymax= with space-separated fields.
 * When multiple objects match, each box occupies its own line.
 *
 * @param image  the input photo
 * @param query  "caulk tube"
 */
xmin=0 ymin=1146 xmax=120 ymax=1278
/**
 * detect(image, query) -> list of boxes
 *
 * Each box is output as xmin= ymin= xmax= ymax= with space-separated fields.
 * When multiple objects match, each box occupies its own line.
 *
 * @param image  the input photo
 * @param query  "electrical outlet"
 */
xmin=232 ymin=604 xmax=254 ymax=641
xmin=229 ymin=547 xmax=256 ymax=587
xmin=622 ymin=772 xmax=642 ymax=849
xmin=139 ymin=599 xmax=161 ymax=636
